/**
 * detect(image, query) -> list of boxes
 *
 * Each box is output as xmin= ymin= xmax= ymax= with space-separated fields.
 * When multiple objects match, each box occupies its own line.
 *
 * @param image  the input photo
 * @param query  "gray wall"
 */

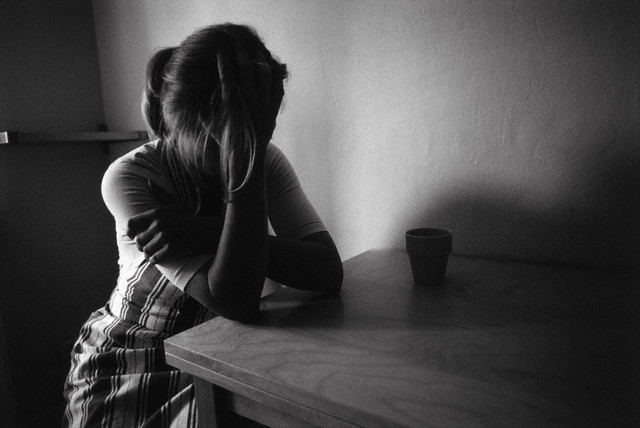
xmin=0 ymin=0 xmax=115 ymax=416
xmin=93 ymin=0 xmax=639 ymax=270
xmin=0 ymin=0 xmax=638 ymax=419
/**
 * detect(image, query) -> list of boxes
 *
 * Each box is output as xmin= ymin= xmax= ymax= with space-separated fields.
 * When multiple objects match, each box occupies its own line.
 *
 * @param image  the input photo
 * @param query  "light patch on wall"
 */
xmin=92 ymin=0 xmax=639 ymax=269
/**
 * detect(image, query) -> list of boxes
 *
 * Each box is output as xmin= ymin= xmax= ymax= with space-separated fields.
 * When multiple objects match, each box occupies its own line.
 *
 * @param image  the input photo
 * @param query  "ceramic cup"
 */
xmin=405 ymin=228 xmax=453 ymax=285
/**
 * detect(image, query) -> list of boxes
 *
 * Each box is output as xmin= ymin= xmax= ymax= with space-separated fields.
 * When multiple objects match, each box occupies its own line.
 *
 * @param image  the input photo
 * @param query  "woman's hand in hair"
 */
xmin=126 ymin=180 xmax=223 ymax=263
xmin=218 ymin=44 xmax=283 ymax=149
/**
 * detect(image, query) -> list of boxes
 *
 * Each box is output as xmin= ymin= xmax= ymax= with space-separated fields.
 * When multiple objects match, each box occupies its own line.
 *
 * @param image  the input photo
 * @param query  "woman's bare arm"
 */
xmin=189 ymin=156 xmax=269 ymax=322
xmin=128 ymin=47 xmax=342 ymax=321
xmin=267 ymin=232 xmax=342 ymax=295
xmin=127 ymin=181 xmax=342 ymax=296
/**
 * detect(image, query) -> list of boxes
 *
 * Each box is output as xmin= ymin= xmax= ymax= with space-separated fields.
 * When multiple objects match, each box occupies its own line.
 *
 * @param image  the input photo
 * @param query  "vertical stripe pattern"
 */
xmin=63 ymin=261 xmax=212 ymax=427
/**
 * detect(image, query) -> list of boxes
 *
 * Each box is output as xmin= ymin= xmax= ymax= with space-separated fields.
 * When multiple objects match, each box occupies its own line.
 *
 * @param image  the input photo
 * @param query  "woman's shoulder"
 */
xmin=102 ymin=139 xmax=171 ymax=195
xmin=265 ymin=143 xmax=302 ymax=196
xmin=111 ymin=139 xmax=163 ymax=169
xmin=265 ymin=143 xmax=294 ymax=173
xmin=104 ymin=139 xmax=164 ymax=178
xmin=101 ymin=139 xmax=177 ymax=224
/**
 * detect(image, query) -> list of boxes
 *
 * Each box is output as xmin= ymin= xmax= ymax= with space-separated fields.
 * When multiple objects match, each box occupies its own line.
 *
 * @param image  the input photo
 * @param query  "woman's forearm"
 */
xmin=206 ymin=152 xmax=269 ymax=322
xmin=266 ymin=232 xmax=343 ymax=295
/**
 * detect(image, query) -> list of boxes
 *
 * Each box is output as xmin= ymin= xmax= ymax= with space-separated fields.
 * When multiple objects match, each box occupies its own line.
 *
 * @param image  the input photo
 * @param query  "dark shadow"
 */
xmin=259 ymin=289 xmax=346 ymax=329
xmin=0 ymin=142 xmax=118 ymax=418
xmin=407 ymin=135 xmax=640 ymax=273
xmin=404 ymin=133 xmax=640 ymax=424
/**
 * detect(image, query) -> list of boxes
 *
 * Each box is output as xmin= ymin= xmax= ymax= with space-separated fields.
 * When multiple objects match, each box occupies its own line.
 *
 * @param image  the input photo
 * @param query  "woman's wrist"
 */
xmin=226 ymin=151 xmax=267 ymax=202
xmin=228 ymin=142 xmax=267 ymax=182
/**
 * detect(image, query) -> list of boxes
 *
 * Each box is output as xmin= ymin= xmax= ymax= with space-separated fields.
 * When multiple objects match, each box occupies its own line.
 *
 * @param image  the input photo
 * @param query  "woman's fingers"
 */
xmin=127 ymin=209 xmax=156 ymax=239
xmin=142 ymin=233 xmax=167 ymax=262
xmin=134 ymin=222 xmax=159 ymax=251
xmin=216 ymin=43 xmax=278 ymax=145
xmin=127 ymin=206 xmax=172 ymax=239
xmin=127 ymin=183 xmax=182 ymax=239
xmin=148 ymin=245 xmax=169 ymax=264
xmin=253 ymin=51 xmax=272 ymax=100
xmin=217 ymin=49 xmax=234 ymax=101
xmin=222 ymin=43 xmax=272 ymax=101
xmin=233 ymin=42 xmax=255 ymax=93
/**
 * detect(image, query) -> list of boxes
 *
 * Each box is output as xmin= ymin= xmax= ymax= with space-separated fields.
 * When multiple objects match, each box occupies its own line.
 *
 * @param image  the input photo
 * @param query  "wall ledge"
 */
xmin=0 ymin=131 xmax=148 ymax=145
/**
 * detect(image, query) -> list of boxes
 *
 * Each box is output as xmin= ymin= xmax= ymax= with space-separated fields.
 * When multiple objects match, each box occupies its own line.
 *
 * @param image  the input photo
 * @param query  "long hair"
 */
xmin=140 ymin=46 xmax=203 ymax=211
xmin=141 ymin=47 xmax=175 ymax=140
xmin=161 ymin=23 xmax=288 ymax=203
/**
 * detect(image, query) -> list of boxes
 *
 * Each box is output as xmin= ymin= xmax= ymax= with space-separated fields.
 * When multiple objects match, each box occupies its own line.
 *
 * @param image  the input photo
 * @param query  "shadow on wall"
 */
xmin=0 ymin=142 xmax=118 ymax=418
xmin=408 ymin=135 xmax=640 ymax=272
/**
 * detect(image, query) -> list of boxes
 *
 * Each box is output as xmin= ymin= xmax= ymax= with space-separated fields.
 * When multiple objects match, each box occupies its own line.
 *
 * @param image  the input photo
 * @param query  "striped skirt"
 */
xmin=63 ymin=262 xmax=212 ymax=427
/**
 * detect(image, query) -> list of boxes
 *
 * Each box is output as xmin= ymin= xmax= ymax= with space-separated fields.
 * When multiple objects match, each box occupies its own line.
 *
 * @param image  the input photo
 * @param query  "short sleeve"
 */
xmin=266 ymin=145 xmax=326 ymax=239
xmin=101 ymin=143 xmax=213 ymax=291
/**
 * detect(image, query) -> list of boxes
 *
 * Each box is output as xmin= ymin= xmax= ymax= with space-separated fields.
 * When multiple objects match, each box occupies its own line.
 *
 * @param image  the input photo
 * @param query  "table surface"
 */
xmin=165 ymin=249 xmax=639 ymax=427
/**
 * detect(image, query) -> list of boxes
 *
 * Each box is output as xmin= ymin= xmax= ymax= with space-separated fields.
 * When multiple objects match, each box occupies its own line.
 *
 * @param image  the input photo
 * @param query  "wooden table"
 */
xmin=165 ymin=249 xmax=639 ymax=427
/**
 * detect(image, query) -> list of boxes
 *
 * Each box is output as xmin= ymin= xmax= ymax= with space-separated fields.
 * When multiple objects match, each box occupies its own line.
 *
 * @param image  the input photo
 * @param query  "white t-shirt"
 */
xmin=101 ymin=140 xmax=325 ymax=291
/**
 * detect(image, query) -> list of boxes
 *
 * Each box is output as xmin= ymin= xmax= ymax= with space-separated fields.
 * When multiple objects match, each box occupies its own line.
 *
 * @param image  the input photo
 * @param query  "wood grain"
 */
xmin=166 ymin=249 xmax=639 ymax=427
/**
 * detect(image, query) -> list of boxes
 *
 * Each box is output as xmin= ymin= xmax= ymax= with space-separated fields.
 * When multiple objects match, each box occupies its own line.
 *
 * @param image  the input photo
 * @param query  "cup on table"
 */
xmin=405 ymin=228 xmax=453 ymax=285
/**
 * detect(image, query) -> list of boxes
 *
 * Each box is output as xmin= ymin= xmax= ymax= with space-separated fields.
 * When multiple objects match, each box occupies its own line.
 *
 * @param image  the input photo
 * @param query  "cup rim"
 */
xmin=405 ymin=228 xmax=452 ymax=239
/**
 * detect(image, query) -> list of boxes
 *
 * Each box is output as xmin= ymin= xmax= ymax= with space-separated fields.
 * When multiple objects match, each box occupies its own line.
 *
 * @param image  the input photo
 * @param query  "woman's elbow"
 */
xmin=208 ymin=285 xmax=262 ymax=323
xmin=210 ymin=297 xmax=261 ymax=323
xmin=220 ymin=307 xmax=261 ymax=323
xmin=324 ymin=258 xmax=343 ymax=296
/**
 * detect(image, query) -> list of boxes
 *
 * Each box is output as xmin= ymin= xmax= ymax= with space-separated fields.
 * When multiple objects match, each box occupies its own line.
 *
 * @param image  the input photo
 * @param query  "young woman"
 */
xmin=63 ymin=23 xmax=342 ymax=427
